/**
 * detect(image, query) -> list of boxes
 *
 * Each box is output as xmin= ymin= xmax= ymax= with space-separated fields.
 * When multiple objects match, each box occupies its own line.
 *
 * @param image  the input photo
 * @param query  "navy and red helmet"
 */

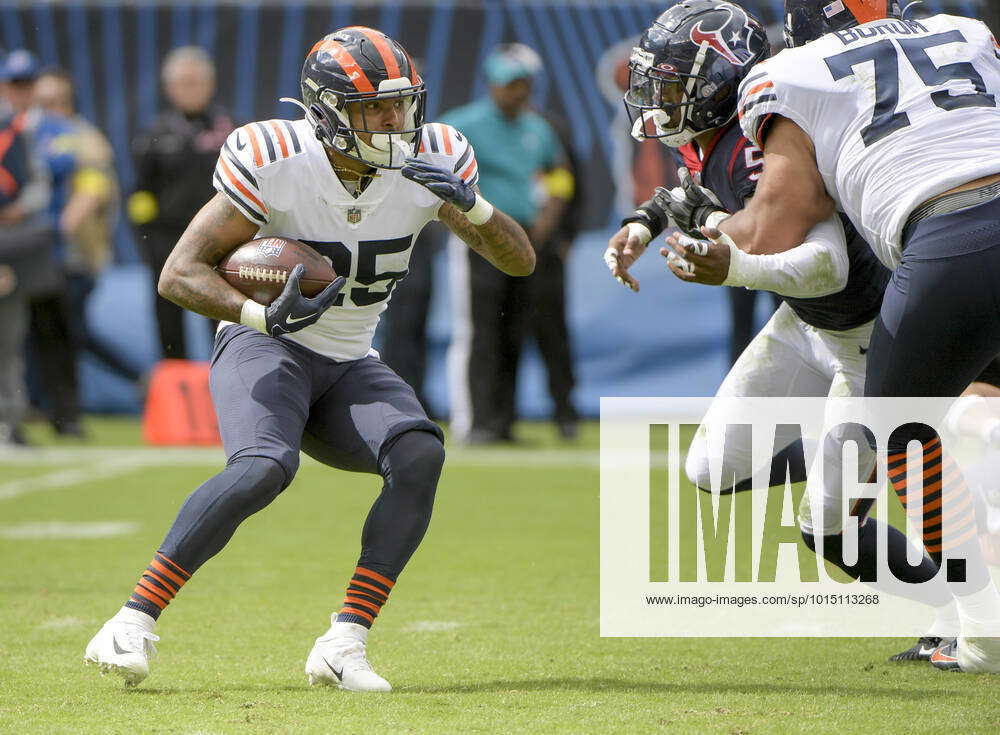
xmin=298 ymin=26 xmax=425 ymax=169
xmin=783 ymin=0 xmax=903 ymax=48
xmin=624 ymin=0 xmax=770 ymax=148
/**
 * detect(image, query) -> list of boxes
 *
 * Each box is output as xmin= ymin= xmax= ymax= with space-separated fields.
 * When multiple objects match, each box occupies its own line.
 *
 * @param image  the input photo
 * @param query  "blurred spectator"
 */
xmin=0 ymin=103 xmax=50 ymax=444
xmin=129 ymin=46 xmax=233 ymax=360
xmin=35 ymin=68 xmax=141 ymax=387
xmin=1 ymin=49 xmax=84 ymax=436
xmin=531 ymin=112 xmax=580 ymax=438
xmin=442 ymin=44 xmax=573 ymax=443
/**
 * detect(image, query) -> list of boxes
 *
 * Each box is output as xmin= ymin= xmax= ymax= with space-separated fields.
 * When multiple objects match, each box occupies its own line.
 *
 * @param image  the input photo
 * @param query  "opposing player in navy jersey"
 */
xmin=83 ymin=26 xmax=533 ymax=690
xmin=605 ymin=0 xmax=962 ymax=662
xmin=671 ymin=0 xmax=1000 ymax=671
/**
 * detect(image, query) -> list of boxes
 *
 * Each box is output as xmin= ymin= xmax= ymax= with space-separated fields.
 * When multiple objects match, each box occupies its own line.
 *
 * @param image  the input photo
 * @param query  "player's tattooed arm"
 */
xmin=158 ymin=193 xmax=260 ymax=321
xmin=719 ymin=116 xmax=835 ymax=256
xmin=439 ymin=201 xmax=536 ymax=276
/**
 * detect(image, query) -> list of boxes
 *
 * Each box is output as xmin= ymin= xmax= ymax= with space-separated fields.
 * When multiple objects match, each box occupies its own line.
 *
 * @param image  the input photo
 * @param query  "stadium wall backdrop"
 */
xmin=0 ymin=0 xmax=989 ymax=262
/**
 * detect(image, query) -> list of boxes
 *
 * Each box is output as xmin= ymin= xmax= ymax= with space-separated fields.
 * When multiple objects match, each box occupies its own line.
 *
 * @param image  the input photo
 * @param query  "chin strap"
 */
xmin=280 ymin=96 xmax=328 ymax=144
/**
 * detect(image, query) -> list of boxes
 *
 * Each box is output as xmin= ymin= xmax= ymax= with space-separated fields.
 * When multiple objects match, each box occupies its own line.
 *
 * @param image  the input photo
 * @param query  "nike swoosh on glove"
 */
xmin=266 ymin=264 xmax=346 ymax=336
xmin=653 ymin=167 xmax=725 ymax=238
xmin=401 ymin=158 xmax=476 ymax=212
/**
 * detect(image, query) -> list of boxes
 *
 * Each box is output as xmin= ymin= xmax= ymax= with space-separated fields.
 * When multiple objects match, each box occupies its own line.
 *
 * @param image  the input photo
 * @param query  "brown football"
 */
xmin=216 ymin=237 xmax=337 ymax=306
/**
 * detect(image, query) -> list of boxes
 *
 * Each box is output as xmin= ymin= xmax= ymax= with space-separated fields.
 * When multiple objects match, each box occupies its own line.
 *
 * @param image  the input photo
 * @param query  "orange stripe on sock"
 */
xmin=150 ymin=559 xmax=187 ymax=588
xmin=157 ymin=553 xmax=191 ymax=578
xmin=344 ymin=596 xmax=381 ymax=614
xmin=137 ymin=579 xmax=172 ymax=604
xmin=350 ymin=579 xmax=389 ymax=598
xmin=133 ymin=585 xmax=168 ymax=609
xmin=339 ymin=606 xmax=375 ymax=623
xmin=945 ymin=524 xmax=979 ymax=550
xmin=356 ymin=566 xmax=395 ymax=589
xmin=145 ymin=568 xmax=179 ymax=594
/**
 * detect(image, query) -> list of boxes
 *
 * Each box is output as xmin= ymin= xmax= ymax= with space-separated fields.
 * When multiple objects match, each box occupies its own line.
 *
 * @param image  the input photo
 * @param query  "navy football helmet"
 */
xmin=784 ymin=0 xmax=903 ymax=48
xmin=297 ymin=26 xmax=425 ymax=169
xmin=624 ymin=0 xmax=769 ymax=148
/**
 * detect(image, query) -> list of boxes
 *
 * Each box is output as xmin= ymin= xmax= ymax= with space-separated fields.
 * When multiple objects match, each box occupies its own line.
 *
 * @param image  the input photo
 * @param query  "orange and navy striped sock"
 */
xmin=335 ymin=566 xmax=396 ymax=628
xmin=887 ymin=436 xmax=979 ymax=573
xmin=123 ymin=552 xmax=192 ymax=620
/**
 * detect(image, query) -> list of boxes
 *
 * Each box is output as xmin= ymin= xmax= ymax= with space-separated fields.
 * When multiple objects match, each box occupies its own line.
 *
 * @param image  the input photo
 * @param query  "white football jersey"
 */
xmin=213 ymin=119 xmax=478 ymax=360
xmin=738 ymin=14 xmax=1000 ymax=269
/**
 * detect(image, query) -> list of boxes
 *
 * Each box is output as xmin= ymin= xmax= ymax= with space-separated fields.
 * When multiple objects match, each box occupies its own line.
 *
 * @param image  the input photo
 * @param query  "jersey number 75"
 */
xmin=824 ymin=30 xmax=997 ymax=147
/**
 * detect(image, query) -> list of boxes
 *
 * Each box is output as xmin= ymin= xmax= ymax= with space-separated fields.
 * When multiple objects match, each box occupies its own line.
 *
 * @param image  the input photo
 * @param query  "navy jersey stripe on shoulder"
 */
xmin=741 ymin=94 xmax=778 ymax=116
xmin=254 ymin=122 xmax=276 ymax=163
xmin=213 ymin=172 xmax=267 ymax=223
xmin=222 ymin=143 xmax=259 ymax=187
xmin=453 ymin=145 xmax=472 ymax=173
xmin=282 ymin=120 xmax=302 ymax=153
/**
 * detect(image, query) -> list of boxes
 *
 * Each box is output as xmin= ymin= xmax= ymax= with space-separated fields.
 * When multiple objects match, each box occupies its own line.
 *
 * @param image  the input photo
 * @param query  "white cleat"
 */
xmin=957 ymin=636 xmax=1000 ymax=673
xmin=83 ymin=609 xmax=159 ymax=687
xmin=305 ymin=622 xmax=391 ymax=692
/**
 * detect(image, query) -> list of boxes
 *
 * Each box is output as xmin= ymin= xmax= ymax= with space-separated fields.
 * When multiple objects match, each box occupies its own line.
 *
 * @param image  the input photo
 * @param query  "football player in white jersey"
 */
xmin=84 ymin=26 xmax=533 ymax=690
xmin=609 ymin=0 xmax=956 ymax=664
xmin=671 ymin=0 xmax=1000 ymax=672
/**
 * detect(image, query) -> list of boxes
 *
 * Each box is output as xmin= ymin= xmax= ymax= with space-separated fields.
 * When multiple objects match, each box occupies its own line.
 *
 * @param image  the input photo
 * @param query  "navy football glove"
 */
xmin=265 ymin=264 xmax=346 ymax=336
xmin=401 ymin=158 xmax=476 ymax=212
xmin=653 ymin=167 xmax=725 ymax=238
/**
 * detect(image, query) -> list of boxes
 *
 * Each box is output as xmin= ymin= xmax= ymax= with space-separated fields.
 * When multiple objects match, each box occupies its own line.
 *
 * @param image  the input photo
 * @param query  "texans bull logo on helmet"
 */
xmin=689 ymin=7 xmax=759 ymax=68
xmin=623 ymin=0 xmax=769 ymax=148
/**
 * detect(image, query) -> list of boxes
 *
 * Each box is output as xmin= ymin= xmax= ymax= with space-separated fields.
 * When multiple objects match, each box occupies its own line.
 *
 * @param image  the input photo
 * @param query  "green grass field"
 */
xmin=1 ymin=418 xmax=998 ymax=734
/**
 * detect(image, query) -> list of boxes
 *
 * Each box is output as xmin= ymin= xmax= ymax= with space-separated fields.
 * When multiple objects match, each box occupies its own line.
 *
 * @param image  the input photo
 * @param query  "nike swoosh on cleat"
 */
xmin=918 ymin=646 xmax=937 ymax=657
xmin=322 ymin=657 xmax=343 ymax=681
xmin=930 ymin=649 xmax=957 ymax=663
xmin=112 ymin=639 xmax=130 ymax=656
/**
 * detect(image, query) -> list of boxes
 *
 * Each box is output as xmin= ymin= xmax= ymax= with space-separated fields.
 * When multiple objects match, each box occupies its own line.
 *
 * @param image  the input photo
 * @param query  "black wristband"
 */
xmin=620 ymin=199 xmax=668 ymax=239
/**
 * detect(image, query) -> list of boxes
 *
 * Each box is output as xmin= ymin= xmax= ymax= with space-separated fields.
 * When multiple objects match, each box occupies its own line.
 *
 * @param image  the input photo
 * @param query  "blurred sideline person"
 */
xmin=605 ymin=0 xmax=958 ymax=664
xmin=130 ymin=46 xmax=233 ymax=360
xmin=0 ymin=50 xmax=82 ymax=436
xmin=531 ymin=112 xmax=581 ymax=439
xmin=84 ymin=27 xmax=533 ymax=691
xmin=34 ymin=68 xmax=140 ymax=386
xmin=443 ymin=44 xmax=572 ymax=443
xmin=0 ymin=80 xmax=50 ymax=445
xmin=678 ymin=0 xmax=1000 ymax=672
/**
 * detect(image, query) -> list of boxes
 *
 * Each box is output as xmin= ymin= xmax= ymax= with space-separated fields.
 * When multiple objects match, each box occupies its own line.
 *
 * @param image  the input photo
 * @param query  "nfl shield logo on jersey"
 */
xmin=347 ymin=207 xmax=363 ymax=224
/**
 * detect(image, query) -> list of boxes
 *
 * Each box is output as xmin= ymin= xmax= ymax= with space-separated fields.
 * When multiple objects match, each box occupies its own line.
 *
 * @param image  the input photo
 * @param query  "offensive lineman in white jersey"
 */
xmin=84 ymin=26 xmax=533 ymax=689
xmin=671 ymin=0 xmax=1000 ymax=672
xmin=610 ymin=0 xmax=954 ymax=664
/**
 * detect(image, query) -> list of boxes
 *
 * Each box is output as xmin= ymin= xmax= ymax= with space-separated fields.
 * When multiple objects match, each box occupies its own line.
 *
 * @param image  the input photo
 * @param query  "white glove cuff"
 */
xmin=719 ymin=230 xmax=762 ymax=288
xmin=240 ymin=299 xmax=267 ymax=334
xmin=464 ymin=194 xmax=495 ymax=226
xmin=705 ymin=210 xmax=730 ymax=230
xmin=626 ymin=222 xmax=652 ymax=246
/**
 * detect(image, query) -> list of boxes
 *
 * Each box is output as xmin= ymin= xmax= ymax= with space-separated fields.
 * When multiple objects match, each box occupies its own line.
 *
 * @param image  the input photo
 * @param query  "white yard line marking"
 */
xmin=0 ymin=521 xmax=139 ymax=539
xmin=0 ymin=455 xmax=156 ymax=501
xmin=37 ymin=616 xmax=88 ymax=630
xmin=0 ymin=444 xmax=598 ymax=503
xmin=401 ymin=620 xmax=462 ymax=633
xmin=0 ymin=445 xmax=599 ymax=469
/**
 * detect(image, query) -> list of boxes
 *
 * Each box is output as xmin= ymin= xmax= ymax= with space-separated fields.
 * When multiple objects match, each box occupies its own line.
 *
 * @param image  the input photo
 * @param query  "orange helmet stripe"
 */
xmin=309 ymin=38 xmax=376 ymax=94
xmin=346 ymin=26 xmax=403 ymax=80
